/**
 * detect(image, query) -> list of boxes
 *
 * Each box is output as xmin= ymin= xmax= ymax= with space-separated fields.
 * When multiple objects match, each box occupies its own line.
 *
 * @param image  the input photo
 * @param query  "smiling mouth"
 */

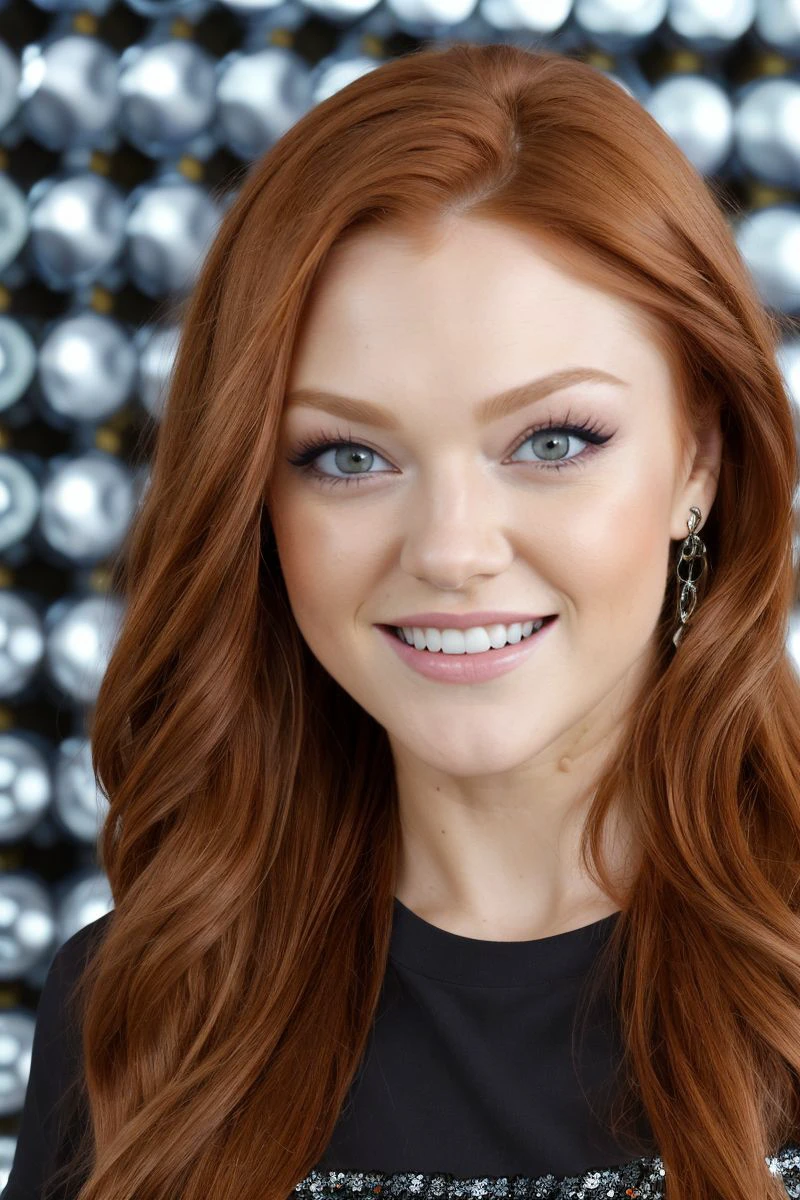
xmin=380 ymin=615 xmax=557 ymax=653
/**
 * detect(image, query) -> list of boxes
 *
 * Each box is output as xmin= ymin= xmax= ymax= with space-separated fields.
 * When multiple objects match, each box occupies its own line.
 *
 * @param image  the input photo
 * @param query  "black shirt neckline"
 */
xmin=389 ymin=895 xmax=621 ymax=988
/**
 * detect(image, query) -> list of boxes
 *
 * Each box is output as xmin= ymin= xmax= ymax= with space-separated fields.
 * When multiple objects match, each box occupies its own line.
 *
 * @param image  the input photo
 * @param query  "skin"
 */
xmin=266 ymin=214 xmax=722 ymax=942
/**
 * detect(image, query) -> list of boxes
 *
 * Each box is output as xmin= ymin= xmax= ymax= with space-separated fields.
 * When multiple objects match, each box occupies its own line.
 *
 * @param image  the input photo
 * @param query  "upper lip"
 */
xmin=380 ymin=612 xmax=556 ymax=629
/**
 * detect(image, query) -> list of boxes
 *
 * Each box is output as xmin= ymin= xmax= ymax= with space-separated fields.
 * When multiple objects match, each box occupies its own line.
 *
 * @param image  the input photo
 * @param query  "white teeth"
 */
xmin=397 ymin=619 xmax=546 ymax=653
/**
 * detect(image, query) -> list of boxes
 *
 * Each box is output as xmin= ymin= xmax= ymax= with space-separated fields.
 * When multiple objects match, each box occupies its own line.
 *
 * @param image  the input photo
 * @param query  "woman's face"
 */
xmin=266 ymin=215 xmax=719 ymax=778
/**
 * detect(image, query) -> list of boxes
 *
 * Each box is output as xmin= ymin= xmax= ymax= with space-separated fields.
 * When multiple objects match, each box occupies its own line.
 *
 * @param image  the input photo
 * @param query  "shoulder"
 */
xmin=46 ymin=911 xmax=114 ymax=1000
xmin=55 ymin=911 xmax=114 ymax=977
xmin=2 ymin=913 xmax=115 ymax=1198
xmin=36 ymin=912 xmax=114 ymax=1054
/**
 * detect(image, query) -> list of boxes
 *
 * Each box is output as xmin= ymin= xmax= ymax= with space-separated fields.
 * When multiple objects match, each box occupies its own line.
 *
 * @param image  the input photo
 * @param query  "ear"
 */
xmin=670 ymin=417 xmax=723 ymax=540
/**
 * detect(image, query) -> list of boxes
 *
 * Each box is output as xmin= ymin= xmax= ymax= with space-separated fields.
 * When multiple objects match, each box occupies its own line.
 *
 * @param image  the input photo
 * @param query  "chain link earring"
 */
xmin=672 ymin=505 xmax=708 ymax=649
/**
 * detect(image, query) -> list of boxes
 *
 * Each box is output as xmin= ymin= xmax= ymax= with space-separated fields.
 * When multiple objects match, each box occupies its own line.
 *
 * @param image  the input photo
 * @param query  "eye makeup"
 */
xmin=285 ymin=410 xmax=615 ymax=488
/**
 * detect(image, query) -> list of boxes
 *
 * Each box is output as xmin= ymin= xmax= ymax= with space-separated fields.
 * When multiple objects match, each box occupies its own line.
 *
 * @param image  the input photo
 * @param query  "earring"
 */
xmin=672 ymin=506 xmax=708 ymax=649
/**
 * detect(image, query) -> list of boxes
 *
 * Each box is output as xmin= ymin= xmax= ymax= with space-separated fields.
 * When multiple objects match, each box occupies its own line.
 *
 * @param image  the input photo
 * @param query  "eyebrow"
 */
xmin=285 ymin=367 xmax=629 ymax=431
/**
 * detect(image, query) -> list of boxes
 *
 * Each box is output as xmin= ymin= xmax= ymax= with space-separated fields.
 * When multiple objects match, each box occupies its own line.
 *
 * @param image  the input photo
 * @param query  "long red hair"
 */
xmin=57 ymin=41 xmax=800 ymax=1200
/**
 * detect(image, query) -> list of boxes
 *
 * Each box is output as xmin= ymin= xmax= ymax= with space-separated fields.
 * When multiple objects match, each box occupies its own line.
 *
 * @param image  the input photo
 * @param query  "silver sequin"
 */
xmin=293 ymin=1143 xmax=800 ymax=1200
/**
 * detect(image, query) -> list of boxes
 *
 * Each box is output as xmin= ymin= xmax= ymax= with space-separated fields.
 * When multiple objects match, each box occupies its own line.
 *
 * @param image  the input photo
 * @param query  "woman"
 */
xmin=6 ymin=40 xmax=800 ymax=1200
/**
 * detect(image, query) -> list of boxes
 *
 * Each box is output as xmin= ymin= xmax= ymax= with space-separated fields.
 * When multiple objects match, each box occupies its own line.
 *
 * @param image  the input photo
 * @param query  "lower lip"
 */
xmin=376 ymin=618 xmax=558 ymax=684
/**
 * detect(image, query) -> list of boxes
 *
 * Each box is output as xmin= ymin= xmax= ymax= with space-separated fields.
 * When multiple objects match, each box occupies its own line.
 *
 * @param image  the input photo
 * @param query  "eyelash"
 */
xmin=285 ymin=411 xmax=614 ymax=489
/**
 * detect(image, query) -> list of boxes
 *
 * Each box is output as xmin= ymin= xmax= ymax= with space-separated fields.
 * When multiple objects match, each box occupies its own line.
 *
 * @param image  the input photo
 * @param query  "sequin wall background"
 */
xmin=0 ymin=0 xmax=800 ymax=1185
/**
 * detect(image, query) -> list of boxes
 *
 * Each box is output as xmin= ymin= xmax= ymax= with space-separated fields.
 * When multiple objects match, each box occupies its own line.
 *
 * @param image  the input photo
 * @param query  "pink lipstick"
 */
xmin=376 ymin=616 xmax=558 ymax=684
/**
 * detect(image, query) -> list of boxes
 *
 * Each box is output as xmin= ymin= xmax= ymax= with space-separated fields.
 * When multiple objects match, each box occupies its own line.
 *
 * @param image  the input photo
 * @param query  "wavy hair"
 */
xmin=53 ymin=41 xmax=800 ymax=1200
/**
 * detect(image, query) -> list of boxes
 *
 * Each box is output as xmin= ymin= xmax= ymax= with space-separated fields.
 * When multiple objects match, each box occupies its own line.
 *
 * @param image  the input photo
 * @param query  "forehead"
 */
xmin=288 ymin=216 xmax=670 ymax=407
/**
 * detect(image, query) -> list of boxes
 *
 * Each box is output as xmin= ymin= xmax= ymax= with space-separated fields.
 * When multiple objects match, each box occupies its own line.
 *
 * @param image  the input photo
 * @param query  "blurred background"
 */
xmin=0 ymin=0 xmax=800 ymax=1185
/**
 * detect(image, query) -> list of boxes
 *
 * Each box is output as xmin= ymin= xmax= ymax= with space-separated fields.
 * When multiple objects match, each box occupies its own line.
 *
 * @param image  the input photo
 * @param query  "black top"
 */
xmin=5 ymin=898 xmax=800 ymax=1199
xmin=317 ymin=898 xmax=648 ymax=1178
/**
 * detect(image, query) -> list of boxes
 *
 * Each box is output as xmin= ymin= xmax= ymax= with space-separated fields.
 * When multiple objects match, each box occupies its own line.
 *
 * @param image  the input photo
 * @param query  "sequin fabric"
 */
xmin=293 ymin=1144 xmax=800 ymax=1200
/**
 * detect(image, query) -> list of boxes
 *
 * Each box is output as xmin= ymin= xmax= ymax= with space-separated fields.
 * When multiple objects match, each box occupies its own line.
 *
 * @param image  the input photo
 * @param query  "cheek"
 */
xmin=269 ymin=491 xmax=378 ymax=643
xmin=554 ymin=482 xmax=673 ymax=631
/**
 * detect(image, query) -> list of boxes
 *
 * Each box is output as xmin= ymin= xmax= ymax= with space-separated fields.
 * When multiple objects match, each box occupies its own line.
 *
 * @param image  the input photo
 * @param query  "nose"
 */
xmin=398 ymin=465 xmax=514 ymax=590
